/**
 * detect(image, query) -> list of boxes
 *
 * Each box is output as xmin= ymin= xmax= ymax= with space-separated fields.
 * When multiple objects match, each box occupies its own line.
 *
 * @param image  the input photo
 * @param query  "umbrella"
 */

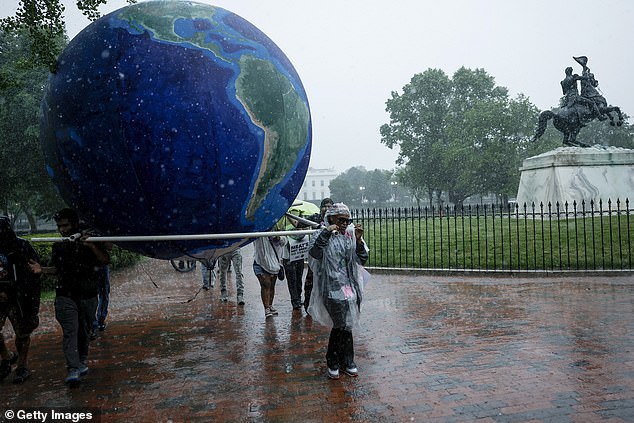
xmin=288 ymin=200 xmax=320 ymax=217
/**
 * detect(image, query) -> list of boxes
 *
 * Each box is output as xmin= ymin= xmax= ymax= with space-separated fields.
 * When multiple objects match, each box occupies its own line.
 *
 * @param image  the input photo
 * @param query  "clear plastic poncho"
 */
xmin=307 ymin=224 xmax=368 ymax=330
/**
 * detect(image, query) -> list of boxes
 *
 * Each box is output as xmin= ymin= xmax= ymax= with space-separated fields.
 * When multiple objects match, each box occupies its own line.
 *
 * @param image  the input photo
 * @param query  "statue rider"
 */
xmin=574 ymin=56 xmax=608 ymax=117
xmin=560 ymin=65 xmax=606 ymax=121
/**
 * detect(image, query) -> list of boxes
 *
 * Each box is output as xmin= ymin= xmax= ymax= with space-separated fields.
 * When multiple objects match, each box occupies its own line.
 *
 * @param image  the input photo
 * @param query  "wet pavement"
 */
xmin=2 ymin=244 xmax=634 ymax=422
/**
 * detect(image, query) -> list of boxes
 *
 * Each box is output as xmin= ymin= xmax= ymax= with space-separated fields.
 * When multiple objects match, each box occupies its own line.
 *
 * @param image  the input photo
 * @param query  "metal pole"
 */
xmin=284 ymin=212 xmax=323 ymax=229
xmin=31 ymin=228 xmax=320 ymax=243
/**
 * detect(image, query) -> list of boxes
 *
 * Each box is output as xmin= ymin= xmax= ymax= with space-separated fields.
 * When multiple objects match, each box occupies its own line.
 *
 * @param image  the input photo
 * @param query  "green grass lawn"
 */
xmin=358 ymin=213 xmax=633 ymax=271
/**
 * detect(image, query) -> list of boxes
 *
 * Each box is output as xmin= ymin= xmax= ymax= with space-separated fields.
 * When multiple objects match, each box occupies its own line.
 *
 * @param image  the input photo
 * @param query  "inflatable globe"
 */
xmin=40 ymin=1 xmax=312 ymax=260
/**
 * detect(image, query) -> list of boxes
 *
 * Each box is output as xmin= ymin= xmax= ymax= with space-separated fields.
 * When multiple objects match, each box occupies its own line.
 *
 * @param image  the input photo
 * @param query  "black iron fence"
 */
xmin=351 ymin=199 xmax=632 ymax=272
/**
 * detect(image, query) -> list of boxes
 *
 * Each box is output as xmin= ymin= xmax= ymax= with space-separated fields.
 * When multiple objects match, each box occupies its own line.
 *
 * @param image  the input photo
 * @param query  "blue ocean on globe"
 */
xmin=40 ymin=1 xmax=312 ymax=260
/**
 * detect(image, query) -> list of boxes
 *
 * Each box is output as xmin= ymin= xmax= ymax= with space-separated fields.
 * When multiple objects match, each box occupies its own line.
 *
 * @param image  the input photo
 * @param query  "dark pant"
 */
xmin=93 ymin=266 xmax=110 ymax=329
xmin=303 ymin=268 xmax=313 ymax=311
xmin=55 ymin=296 xmax=98 ymax=370
xmin=284 ymin=260 xmax=304 ymax=309
xmin=326 ymin=327 xmax=355 ymax=370
xmin=325 ymin=298 xmax=355 ymax=370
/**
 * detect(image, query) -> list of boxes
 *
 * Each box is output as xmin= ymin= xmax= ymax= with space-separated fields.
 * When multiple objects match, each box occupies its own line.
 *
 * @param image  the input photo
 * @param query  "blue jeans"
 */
xmin=219 ymin=250 xmax=243 ymax=297
xmin=201 ymin=261 xmax=217 ymax=288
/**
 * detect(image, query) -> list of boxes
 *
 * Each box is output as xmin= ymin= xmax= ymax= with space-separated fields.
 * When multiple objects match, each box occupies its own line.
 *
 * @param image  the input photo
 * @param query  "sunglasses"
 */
xmin=336 ymin=217 xmax=353 ymax=225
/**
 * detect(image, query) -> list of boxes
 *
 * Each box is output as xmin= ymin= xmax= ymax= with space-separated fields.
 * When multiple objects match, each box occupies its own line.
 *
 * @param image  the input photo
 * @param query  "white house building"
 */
xmin=297 ymin=167 xmax=339 ymax=203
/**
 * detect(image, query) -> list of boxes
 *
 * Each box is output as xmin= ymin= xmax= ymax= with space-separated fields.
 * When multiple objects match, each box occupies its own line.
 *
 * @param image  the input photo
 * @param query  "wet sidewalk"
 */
xmin=2 ymin=244 xmax=634 ymax=422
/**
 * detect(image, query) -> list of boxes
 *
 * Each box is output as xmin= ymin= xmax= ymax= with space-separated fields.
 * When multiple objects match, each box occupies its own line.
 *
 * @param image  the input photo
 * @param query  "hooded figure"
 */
xmin=307 ymin=203 xmax=368 ymax=379
xmin=0 ymin=216 xmax=42 ymax=383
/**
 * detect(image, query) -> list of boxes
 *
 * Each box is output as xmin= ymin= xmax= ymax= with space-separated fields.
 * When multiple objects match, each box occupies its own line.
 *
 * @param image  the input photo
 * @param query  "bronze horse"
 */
xmin=533 ymin=103 xmax=623 ymax=147
xmin=533 ymin=70 xmax=624 ymax=147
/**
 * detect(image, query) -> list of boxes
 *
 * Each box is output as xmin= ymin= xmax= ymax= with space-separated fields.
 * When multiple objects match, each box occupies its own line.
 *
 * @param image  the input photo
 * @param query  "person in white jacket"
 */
xmin=252 ymin=226 xmax=287 ymax=318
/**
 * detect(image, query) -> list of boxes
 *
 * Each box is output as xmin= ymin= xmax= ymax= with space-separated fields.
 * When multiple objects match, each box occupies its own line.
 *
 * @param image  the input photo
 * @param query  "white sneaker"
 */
xmin=342 ymin=366 xmax=358 ymax=377
xmin=79 ymin=362 xmax=89 ymax=376
xmin=327 ymin=367 xmax=340 ymax=379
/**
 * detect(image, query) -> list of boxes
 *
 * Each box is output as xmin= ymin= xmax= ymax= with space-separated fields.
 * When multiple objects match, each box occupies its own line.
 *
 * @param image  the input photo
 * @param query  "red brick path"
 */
xmin=2 ymin=245 xmax=634 ymax=422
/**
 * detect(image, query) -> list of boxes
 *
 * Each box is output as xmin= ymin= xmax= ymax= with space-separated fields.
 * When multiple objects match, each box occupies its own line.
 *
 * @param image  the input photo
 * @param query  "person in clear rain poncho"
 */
xmin=307 ymin=203 xmax=368 ymax=379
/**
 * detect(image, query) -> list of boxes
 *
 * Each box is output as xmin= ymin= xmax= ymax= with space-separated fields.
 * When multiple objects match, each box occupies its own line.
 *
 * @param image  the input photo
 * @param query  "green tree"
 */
xmin=574 ymin=116 xmax=634 ymax=148
xmin=381 ymin=69 xmax=451 ymax=207
xmin=394 ymin=166 xmax=427 ymax=207
xmin=0 ymin=29 xmax=65 ymax=229
xmin=328 ymin=177 xmax=357 ymax=205
xmin=1 ymin=0 xmax=135 ymax=72
xmin=366 ymin=169 xmax=392 ymax=205
xmin=329 ymin=167 xmax=397 ymax=207
xmin=381 ymin=67 xmax=541 ymax=208
xmin=329 ymin=166 xmax=369 ymax=205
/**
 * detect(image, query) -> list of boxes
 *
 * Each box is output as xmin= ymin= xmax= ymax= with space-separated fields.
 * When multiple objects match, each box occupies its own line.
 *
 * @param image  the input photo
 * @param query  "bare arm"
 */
xmin=79 ymin=234 xmax=110 ymax=265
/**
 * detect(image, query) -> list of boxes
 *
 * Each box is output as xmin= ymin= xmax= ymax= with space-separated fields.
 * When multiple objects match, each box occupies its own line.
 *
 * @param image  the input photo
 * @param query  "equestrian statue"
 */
xmin=533 ymin=56 xmax=623 ymax=147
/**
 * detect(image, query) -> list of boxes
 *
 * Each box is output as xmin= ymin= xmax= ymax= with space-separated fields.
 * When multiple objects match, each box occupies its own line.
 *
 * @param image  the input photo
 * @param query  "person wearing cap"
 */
xmin=303 ymin=197 xmax=333 ymax=313
xmin=0 ymin=216 xmax=42 ymax=384
xmin=307 ymin=202 xmax=368 ymax=380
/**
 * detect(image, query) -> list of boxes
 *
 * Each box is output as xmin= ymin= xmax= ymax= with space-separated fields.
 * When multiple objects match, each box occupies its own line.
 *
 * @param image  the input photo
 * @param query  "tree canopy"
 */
xmin=0 ymin=29 xmax=65 ymax=229
xmin=0 ymin=0 xmax=134 ymax=72
xmin=328 ymin=167 xmax=397 ymax=207
xmin=381 ymin=67 xmax=544 ymax=207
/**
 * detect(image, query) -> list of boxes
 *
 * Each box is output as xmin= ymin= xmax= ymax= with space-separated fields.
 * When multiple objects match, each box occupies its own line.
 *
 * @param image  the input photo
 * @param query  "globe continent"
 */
xmin=40 ymin=1 xmax=312 ymax=260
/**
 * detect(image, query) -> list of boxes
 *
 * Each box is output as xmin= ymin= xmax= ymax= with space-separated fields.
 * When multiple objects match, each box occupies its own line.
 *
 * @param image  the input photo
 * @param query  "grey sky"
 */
xmin=2 ymin=0 xmax=633 ymax=172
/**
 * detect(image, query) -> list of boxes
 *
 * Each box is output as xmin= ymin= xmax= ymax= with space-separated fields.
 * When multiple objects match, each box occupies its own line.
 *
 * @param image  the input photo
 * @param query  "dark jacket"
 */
xmin=0 ymin=237 xmax=42 ymax=317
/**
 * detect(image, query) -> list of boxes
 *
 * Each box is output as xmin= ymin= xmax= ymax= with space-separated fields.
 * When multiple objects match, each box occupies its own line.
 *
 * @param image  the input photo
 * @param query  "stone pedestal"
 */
xmin=516 ymin=145 xmax=634 ymax=208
